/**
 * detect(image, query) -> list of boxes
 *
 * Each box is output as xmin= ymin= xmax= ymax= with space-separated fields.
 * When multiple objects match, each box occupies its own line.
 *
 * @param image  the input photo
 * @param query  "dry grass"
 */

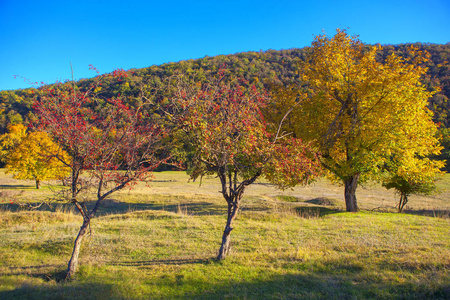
xmin=0 ymin=169 xmax=449 ymax=299
xmin=2 ymin=168 xmax=449 ymax=213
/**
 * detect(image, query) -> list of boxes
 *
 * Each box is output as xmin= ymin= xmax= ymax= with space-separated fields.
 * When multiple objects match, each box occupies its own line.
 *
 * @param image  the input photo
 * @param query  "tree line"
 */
xmin=1 ymin=42 xmax=449 ymax=123
xmin=1 ymin=41 xmax=449 ymax=169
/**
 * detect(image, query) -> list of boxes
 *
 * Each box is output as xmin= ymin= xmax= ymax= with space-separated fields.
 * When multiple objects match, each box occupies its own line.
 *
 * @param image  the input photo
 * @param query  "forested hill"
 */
xmin=1 ymin=43 xmax=450 ymax=165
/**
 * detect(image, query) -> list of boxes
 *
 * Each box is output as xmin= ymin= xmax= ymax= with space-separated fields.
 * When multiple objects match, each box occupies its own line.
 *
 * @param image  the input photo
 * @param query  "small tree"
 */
xmin=172 ymin=75 xmax=321 ymax=260
xmin=5 ymin=131 xmax=71 ymax=189
xmin=33 ymin=68 xmax=171 ymax=279
xmin=382 ymin=151 xmax=444 ymax=212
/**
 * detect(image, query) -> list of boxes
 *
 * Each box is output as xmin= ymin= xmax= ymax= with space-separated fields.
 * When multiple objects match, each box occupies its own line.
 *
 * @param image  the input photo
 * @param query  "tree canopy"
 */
xmin=1 ymin=41 xmax=449 ymax=168
xmin=172 ymin=74 xmax=321 ymax=259
xmin=280 ymin=29 xmax=443 ymax=212
xmin=0 ymin=123 xmax=71 ymax=189
xmin=0 ymin=123 xmax=27 ymax=163
xmin=32 ymin=69 xmax=172 ymax=279
xmin=5 ymin=130 xmax=71 ymax=189
xmin=382 ymin=150 xmax=444 ymax=212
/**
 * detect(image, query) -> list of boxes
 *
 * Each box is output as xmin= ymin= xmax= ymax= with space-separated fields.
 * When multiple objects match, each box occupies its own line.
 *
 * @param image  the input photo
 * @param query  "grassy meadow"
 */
xmin=0 ymin=169 xmax=449 ymax=299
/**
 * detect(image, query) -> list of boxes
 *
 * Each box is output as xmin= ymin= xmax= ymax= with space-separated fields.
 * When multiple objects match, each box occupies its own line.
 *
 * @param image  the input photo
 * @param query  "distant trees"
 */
xmin=172 ymin=74 xmax=321 ymax=259
xmin=0 ymin=90 xmax=35 ymax=135
xmin=270 ymin=29 xmax=443 ymax=212
xmin=6 ymin=131 xmax=71 ymax=189
xmin=1 ymin=42 xmax=450 ymax=168
xmin=0 ymin=123 xmax=70 ymax=189
xmin=32 ymin=69 xmax=171 ymax=279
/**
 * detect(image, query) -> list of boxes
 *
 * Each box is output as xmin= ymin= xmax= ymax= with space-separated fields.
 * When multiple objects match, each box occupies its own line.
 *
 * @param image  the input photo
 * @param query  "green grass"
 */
xmin=0 ymin=170 xmax=449 ymax=299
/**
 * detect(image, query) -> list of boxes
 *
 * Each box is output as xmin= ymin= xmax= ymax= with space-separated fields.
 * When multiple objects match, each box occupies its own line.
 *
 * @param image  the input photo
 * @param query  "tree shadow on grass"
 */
xmin=0 ymin=282 xmax=117 ymax=300
xmin=92 ymin=201 xmax=226 ymax=217
xmin=370 ymin=206 xmax=450 ymax=219
xmin=111 ymin=257 xmax=213 ymax=267
xmin=403 ymin=209 xmax=450 ymax=219
xmin=2 ymin=200 xmax=342 ymax=220
xmin=253 ymin=182 xmax=278 ymax=187
xmin=0 ymin=184 xmax=35 ymax=190
xmin=3 ymin=253 xmax=449 ymax=299
xmin=3 ymin=267 xmax=448 ymax=300
xmin=0 ymin=200 xmax=227 ymax=217
xmin=304 ymin=197 xmax=342 ymax=207
xmin=5 ymin=264 xmax=64 ymax=279
xmin=294 ymin=206 xmax=341 ymax=218
xmin=164 ymin=258 xmax=449 ymax=299
xmin=180 ymin=273 xmax=449 ymax=300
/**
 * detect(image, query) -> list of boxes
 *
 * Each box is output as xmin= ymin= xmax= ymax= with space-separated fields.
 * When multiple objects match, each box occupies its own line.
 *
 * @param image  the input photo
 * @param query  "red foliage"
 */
xmin=174 ymin=74 xmax=321 ymax=188
xmin=32 ymin=69 xmax=170 ymax=213
xmin=32 ymin=67 xmax=173 ymax=278
xmin=173 ymin=73 xmax=322 ymax=259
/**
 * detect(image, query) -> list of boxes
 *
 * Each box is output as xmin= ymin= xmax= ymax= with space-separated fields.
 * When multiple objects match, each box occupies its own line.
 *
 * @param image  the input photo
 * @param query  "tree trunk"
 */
xmin=66 ymin=218 xmax=89 ymax=280
xmin=344 ymin=174 xmax=360 ymax=212
xmin=217 ymin=201 xmax=240 ymax=260
xmin=217 ymin=224 xmax=232 ymax=260
xmin=36 ymin=180 xmax=40 ymax=189
xmin=398 ymin=193 xmax=408 ymax=212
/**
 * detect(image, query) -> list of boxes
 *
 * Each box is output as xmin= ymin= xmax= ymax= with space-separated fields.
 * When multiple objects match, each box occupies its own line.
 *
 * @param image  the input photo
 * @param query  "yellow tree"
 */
xmin=382 ymin=148 xmax=444 ymax=212
xmin=0 ymin=123 xmax=27 ymax=163
xmin=5 ymin=131 xmax=71 ymax=189
xmin=289 ymin=29 xmax=442 ymax=212
xmin=262 ymin=83 xmax=302 ymax=137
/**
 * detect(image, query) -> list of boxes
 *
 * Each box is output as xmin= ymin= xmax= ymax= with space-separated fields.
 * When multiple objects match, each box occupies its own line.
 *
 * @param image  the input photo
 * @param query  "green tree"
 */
xmin=382 ymin=150 xmax=444 ymax=212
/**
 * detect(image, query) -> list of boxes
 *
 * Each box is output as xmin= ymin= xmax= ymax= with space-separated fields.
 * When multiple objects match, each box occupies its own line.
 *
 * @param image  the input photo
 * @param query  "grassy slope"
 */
xmin=0 ymin=170 xmax=449 ymax=299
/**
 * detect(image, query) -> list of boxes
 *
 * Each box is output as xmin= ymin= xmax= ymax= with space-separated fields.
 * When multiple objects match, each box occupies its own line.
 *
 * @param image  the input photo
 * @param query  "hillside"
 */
xmin=1 ymin=43 xmax=450 ymax=167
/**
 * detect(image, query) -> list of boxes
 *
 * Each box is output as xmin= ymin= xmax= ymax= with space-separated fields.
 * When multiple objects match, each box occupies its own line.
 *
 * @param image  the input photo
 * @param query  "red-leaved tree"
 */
xmin=172 ymin=75 xmax=322 ymax=260
xmin=32 ymin=68 xmax=171 ymax=279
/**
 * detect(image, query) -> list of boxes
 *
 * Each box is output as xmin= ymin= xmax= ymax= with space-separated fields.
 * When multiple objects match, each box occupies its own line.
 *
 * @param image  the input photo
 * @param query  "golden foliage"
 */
xmin=2 ymin=126 xmax=71 ymax=188
xmin=295 ymin=29 xmax=442 ymax=183
xmin=0 ymin=123 xmax=27 ymax=162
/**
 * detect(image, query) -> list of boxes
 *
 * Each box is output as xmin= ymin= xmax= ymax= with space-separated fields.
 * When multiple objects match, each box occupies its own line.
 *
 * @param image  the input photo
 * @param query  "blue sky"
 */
xmin=1 ymin=0 xmax=449 ymax=91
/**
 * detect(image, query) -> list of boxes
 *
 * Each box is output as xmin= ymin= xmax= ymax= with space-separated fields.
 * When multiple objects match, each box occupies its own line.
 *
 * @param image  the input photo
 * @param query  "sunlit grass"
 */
xmin=0 ymin=170 xmax=449 ymax=299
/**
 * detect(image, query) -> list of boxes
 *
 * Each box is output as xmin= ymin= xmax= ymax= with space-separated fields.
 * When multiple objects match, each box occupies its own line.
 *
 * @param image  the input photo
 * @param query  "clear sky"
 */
xmin=1 ymin=0 xmax=449 ymax=91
